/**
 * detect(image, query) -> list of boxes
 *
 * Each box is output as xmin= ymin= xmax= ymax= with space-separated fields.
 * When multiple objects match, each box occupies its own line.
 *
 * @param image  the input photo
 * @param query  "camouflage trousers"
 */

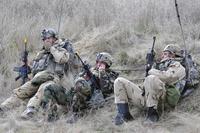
xmin=41 ymin=84 xmax=72 ymax=109
xmin=39 ymin=79 xmax=92 ymax=118
xmin=35 ymin=84 xmax=72 ymax=121
xmin=0 ymin=70 xmax=58 ymax=110
xmin=114 ymin=76 xmax=178 ymax=109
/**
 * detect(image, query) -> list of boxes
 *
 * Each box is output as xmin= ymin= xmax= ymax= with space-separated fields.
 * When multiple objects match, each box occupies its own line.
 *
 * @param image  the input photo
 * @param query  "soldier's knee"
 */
xmin=45 ymin=83 xmax=55 ymax=90
xmin=74 ymin=87 xmax=91 ymax=98
xmin=40 ymin=81 xmax=55 ymax=90
xmin=43 ymin=84 xmax=57 ymax=95
xmin=145 ymin=75 xmax=158 ymax=83
xmin=43 ymin=87 xmax=53 ymax=97
xmin=74 ymin=78 xmax=91 ymax=97
xmin=31 ymin=71 xmax=54 ymax=86
xmin=44 ymin=84 xmax=64 ymax=97
xmin=114 ymin=77 xmax=123 ymax=86
xmin=114 ymin=77 xmax=126 ymax=92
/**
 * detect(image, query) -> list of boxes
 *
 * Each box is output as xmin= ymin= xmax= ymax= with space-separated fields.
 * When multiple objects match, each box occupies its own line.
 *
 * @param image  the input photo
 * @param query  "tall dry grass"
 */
xmin=1 ymin=0 xmax=200 ymax=64
xmin=0 ymin=0 xmax=200 ymax=132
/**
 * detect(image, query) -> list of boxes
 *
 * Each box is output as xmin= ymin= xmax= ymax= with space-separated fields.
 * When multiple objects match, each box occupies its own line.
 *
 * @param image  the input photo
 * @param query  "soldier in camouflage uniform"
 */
xmin=38 ymin=52 xmax=119 ymax=122
xmin=114 ymin=44 xmax=186 ymax=125
xmin=0 ymin=28 xmax=75 ymax=117
xmin=71 ymin=52 xmax=119 ymax=111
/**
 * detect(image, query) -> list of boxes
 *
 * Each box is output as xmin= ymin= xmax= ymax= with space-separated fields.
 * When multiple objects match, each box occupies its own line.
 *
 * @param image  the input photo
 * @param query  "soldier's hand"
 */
xmin=50 ymin=46 xmax=57 ymax=54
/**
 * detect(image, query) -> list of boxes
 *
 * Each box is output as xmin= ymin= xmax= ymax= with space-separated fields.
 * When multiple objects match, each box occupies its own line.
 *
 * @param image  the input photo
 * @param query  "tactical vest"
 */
xmin=32 ymin=52 xmax=51 ymax=75
xmin=32 ymin=52 xmax=67 ymax=78
xmin=32 ymin=42 xmax=70 ymax=77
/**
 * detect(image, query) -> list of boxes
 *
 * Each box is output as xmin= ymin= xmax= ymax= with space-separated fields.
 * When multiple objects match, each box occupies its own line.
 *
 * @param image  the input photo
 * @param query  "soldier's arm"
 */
xmin=50 ymin=46 xmax=70 ymax=64
xmin=148 ymin=61 xmax=186 ymax=84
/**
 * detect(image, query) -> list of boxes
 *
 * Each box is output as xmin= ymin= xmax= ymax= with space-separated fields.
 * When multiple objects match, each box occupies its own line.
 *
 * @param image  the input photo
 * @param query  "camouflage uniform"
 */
xmin=114 ymin=45 xmax=186 ymax=125
xmin=39 ymin=52 xmax=118 ymax=121
xmin=72 ymin=67 xmax=119 ymax=112
xmin=0 ymin=28 xmax=75 ymax=114
xmin=115 ymin=59 xmax=185 ymax=107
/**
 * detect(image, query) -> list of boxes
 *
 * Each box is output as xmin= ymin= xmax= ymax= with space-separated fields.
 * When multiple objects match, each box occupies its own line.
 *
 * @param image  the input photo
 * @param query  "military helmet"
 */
xmin=41 ymin=28 xmax=58 ymax=40
xmin=163 ymin=44 xmax=182 ymax=57
xmin=96 ymin=52 xmax=113 ymax=67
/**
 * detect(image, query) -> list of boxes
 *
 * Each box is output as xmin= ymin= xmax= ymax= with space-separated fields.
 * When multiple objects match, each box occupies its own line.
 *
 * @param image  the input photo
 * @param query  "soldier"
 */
xmin=0 ymin=28 xmax=74 ymax=116
xmin=113 ymin=44 xmax=186 ymax=125
xmin=35 ymin=52 xmax=119 ymax=122
xmin=71 ymin=52 xmax=119 ymax=112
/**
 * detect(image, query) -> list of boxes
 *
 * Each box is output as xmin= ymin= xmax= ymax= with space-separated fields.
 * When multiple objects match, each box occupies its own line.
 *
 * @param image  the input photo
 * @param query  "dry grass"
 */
xmin=0 ymin=101 xmax=200 ymax=133
xmin=0 ymin=0 xmax=200 ymax=132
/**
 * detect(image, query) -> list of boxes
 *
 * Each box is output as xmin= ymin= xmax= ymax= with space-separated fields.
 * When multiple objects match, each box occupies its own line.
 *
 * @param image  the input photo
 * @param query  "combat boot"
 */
xmin=21 ymin=106 xmax=37 ymax=120
xmin=145 ymin=107 xmax=159 ymax=122
xmin=114 ymin=103 xmax=134 ymax=125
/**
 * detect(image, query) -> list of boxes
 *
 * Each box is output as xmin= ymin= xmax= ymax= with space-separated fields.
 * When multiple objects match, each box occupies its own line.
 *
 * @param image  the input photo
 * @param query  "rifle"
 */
xmin=13 ymin=38 xmax=31 ymax=85
xmin=111 ymin=66 xmax=145 ymax=72
xmin=145 ymin=36 xmax=156 ymax=77
xmin=75 ymin=53 xmax=101 ymax=92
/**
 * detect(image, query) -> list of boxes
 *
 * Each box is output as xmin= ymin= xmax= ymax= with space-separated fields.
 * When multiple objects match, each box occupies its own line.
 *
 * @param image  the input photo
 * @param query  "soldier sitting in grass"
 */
xmin=0 ymin=28 xmax=76 ymax=118
xmin=113 ymin=44 xmax=199 ymax=125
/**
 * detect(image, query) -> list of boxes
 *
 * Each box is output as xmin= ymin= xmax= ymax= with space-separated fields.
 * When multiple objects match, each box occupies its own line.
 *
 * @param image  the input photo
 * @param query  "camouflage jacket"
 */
xmin=90 ymin=67 xmax=119 ymax=97
xmin=150 ymin=58 xmax=186 ymax=85
xmin=148 ymin=58 xmax=186 ymax=107
xmin=32 ymin=40 xmax=70 ymax=77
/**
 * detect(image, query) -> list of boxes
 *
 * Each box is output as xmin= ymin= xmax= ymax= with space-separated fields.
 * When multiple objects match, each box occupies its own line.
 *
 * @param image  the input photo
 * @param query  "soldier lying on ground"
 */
xmin=0 ymin=28 xmax=78 ymax=116
xmin=21 ymin=52 xmax=119 ymax=122
xmin=113 ymin=44 xmax=199 ymax=125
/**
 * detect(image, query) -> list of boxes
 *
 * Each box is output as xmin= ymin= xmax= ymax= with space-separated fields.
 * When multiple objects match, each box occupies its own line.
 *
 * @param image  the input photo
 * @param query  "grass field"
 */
xmin=0 ymin=0 xmax=200 ymax=132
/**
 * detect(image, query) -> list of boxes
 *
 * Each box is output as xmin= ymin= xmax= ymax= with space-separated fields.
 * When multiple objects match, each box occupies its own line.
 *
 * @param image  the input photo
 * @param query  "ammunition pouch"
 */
xmin=165 ymin=84 xmax=181 ymax=107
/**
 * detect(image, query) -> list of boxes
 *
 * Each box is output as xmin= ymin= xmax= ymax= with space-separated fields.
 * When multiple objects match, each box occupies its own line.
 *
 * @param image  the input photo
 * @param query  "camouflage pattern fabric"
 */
xmin=72 ymin=68 xmax=118 ymax=111
xmin=71 ymin=77 xmax=91 ymax=112
xmin=42 ymin=84 xmax=73 ymax=108
xmin=91 ymin=68 xmax=119 ymax=96
xmin=31 ymin=70 xmax=55 ymax=86
xmin=44 ymin=67 xmax=119 ymax=114
xmin=0 ymin=39 xmax=71 ymax=112
xmin=115 ymin=59 xmax=186 ymax=110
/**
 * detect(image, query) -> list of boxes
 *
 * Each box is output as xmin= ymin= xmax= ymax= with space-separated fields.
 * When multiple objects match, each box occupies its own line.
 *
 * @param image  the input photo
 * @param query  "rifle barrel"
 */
xmin=75 ymin=53 xmax=85 ymax=65
xmin=111 ymin=67 xmax=145 ymax=71
xmin=152 ymin=36 xmax=156 ymax=51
